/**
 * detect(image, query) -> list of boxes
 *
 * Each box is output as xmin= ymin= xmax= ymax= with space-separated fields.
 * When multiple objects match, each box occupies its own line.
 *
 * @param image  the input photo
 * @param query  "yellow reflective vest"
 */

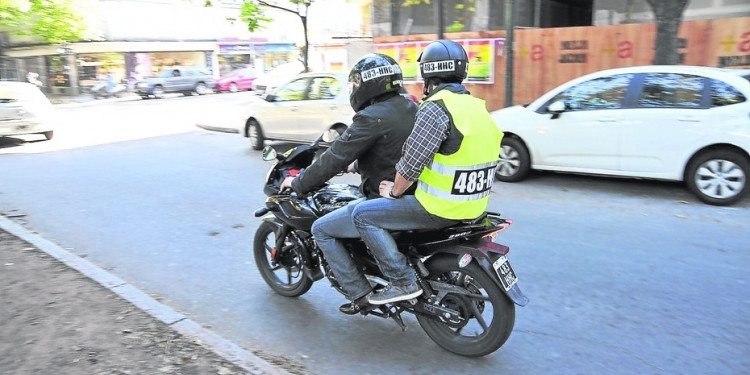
xmin=415 ymin=90 xmax=504 ymax=220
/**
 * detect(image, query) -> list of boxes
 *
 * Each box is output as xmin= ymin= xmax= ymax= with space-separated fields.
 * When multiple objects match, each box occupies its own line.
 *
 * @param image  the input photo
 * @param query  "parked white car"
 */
xmin=490 ymin=65 xmax=750 ymax=206
xmin=0 ymin=81 xmax=54 ymax=141
xmin=238 ymin=72 xmax=355 ymax=150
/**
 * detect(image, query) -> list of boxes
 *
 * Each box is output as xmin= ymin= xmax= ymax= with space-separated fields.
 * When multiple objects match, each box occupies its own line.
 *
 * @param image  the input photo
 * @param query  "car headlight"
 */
xmin=137 ymin=82 xmax=148 ymax=88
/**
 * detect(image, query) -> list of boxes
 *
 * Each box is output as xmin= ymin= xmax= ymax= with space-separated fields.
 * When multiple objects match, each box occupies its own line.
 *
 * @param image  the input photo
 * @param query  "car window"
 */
xmin=637 ymin=73 xmax=704 ymax=108
xmin=274 ymin=77 xmax=308 ymax=101
xmin=307 ymin=76 xmax=341 ymax=100
xmin=184 ymin=70 xmax=195 ymax=77
xmin=709 ymin=79 xmax=747 ymax=107
xmin=546 ymin=73 xmax=633 ymax=111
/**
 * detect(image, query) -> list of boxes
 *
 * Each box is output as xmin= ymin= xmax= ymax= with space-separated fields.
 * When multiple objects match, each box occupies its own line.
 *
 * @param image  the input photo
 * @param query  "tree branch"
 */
xmin=257 ymin=0 xmax=298 ymax=14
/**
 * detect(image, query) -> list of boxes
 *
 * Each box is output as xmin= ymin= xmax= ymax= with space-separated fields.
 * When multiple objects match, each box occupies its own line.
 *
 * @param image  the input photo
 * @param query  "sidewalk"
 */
xmin=0 ymin=215 xmax=297 ymax=375
xmin=46 ymin=91 xmax=142 ymax=106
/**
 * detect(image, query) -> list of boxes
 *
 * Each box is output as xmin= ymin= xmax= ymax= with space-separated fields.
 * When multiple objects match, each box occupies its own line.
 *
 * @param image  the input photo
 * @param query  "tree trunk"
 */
xmin=301 ymin=14 xmax=309 ymax=72
xmin=646 ymin=0 xmax=688 ymax=65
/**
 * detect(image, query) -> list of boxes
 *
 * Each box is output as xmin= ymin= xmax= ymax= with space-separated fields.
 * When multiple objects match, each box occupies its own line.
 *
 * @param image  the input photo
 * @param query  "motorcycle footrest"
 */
xmin=361 ymin=305 xmax=389 ymax=318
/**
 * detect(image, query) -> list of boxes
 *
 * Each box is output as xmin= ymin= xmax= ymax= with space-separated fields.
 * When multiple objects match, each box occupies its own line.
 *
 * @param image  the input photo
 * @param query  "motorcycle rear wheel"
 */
xmin=253 ymin=221 xmax=313 ymax=297
xmin=417 ymin=255 xmax=515 ymax=357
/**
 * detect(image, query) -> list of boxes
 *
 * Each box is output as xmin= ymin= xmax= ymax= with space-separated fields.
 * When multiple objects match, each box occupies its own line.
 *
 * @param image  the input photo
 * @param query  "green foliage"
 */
xmin=401 ymin=0 xmax=475 ymax=31
xmin=446 ymin=20 xmax=463 ymax=32
xmin=240 ymin=1 xmax=271 ymax=32
xmin=401 ymin=0 xmax=429 ymax=6
xmin=0 ymin=0 xmax=87 ymax=43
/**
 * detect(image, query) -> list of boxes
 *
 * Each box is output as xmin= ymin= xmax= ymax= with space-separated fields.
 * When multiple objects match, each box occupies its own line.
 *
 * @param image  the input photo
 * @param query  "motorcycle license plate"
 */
xmin=493 ymin=256 xmax=518 ymax=291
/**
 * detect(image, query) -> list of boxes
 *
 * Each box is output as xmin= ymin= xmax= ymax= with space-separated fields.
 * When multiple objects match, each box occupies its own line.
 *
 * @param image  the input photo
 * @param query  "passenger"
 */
xmin=351 ymin=39 xmax=504 ymax=305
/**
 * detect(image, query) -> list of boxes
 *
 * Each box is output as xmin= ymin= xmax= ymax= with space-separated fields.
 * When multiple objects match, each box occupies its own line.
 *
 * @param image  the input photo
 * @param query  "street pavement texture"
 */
xmin=0 ymin=215 xmax=302 ymax=375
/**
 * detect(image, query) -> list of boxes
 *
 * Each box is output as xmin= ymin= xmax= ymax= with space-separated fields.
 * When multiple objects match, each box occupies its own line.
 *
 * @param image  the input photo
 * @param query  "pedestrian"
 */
xmin=279 ymin=53 xmax=418 ymax=314
xmin=351 ymin=39 xmax=504 ymax=305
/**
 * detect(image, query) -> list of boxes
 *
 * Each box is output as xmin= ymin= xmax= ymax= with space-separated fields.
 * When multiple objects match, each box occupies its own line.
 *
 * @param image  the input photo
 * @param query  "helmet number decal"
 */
xmin=451 ymin=166 xmax=495 ymax=195
xmin=421 ymin=60 xmax=455 ymax=73
xmin=361 ymin=65 xmax=396 ymax=82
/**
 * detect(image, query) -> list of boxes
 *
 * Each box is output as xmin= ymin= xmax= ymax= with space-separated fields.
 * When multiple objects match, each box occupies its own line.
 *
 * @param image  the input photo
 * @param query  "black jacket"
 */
xmin=291 ymin=93 xmax=418 ymax=199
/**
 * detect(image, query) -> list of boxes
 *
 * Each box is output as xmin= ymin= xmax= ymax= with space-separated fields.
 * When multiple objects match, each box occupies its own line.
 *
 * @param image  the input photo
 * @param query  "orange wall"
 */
xmin=375 ymin=16 xmax=750 ymax=111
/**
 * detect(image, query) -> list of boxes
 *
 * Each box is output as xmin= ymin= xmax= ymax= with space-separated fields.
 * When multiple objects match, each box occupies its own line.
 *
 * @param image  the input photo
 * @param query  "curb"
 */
xmin=196 ymin=123 xmax=240 ymax=134
xmin=0 ymin=214 xmax=290 ymax=375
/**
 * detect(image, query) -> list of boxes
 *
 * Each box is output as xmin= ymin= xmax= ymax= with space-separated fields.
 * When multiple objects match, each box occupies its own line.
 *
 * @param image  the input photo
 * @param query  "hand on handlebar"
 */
xmin=280 ymin=176 xmax=295 ymax=194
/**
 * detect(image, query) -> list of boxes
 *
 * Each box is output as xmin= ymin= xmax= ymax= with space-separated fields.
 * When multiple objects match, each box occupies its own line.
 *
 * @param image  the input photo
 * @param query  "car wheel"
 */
xmin=247 ymin=119 xmax=265 ymax=151
xmin=686 ymin=149 xmax=749 ymax=206
xmin=496 ymin=137 xmax=530 ymax=182
xmin=152 ymin=86 xmax=165 ymax=99
xmin=229 ymin=83 xmax=239 ymax=93
xmin=41 ymin=131 xmax=53 ymax=141
xmin=195 ymin=82 xmax=208 ymax=95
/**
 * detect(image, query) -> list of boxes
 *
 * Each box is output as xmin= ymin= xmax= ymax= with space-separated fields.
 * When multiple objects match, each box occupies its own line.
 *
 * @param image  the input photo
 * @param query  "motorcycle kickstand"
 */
xmin=389 ymin=307 xmax=408 ymax=332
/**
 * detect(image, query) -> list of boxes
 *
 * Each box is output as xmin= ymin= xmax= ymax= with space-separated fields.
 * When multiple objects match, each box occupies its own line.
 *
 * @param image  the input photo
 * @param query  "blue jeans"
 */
xmin=352 ymin=195 xmax=458 ymax=288
xmin=311 ymin=198 xmax=372 ymax=301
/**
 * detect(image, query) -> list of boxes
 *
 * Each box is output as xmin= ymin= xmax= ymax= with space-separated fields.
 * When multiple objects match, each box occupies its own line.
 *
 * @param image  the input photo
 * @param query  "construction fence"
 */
xmin=375 ymin=16 xmax=750 ymax=111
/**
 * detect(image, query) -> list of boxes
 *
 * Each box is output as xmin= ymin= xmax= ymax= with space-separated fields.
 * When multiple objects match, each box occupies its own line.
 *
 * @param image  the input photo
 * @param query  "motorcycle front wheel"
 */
xmin=417 ymin=255 xmax=515 ymax=357
xmin=253 ymin=221 xmax=313 ymax=297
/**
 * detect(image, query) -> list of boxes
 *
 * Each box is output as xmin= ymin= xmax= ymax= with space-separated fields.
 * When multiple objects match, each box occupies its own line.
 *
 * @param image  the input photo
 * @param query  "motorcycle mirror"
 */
xmin=321 ymin=129 xmax=340 ymax=143
xmin=261 ymin=146 xmax=277 ymax=161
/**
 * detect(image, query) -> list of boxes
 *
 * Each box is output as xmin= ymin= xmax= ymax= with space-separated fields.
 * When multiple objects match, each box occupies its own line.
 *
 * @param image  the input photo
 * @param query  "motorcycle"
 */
xmin=252 ymin=133 xmax=528 ymax=357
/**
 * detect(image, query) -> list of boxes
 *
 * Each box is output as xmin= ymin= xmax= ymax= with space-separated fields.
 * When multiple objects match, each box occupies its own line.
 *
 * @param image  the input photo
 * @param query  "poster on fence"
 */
xmin=374 ymin=39 xmax=499 ymax=84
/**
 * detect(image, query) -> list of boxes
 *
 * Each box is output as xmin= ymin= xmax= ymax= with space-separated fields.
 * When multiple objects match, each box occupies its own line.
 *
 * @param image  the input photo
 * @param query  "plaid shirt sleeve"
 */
xmin=395 ymin=101 xmax=450 ymax=181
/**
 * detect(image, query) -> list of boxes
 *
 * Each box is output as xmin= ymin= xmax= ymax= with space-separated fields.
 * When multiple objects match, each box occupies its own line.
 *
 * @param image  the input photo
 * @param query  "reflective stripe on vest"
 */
xmin=415 ymin=90 xmax=503 ymax=220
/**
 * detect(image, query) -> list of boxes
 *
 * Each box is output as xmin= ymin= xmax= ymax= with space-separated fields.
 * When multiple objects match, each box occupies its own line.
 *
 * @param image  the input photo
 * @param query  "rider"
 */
xmin=351 ymin=39 xmax=504 ymax=305
xmin=279 ymin=53 xmax=418 ymax=314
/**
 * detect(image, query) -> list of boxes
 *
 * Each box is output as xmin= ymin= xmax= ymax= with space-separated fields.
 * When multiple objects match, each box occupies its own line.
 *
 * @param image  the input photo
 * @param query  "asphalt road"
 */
xmin=1 ymin=94 xmax=748 ymax=375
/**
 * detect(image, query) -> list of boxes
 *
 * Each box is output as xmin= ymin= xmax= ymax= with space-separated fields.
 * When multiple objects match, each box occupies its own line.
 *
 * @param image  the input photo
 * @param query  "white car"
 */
xmin=490 ymin=65 xmax=750 ymax=206
xmin=251 ymin=61 xmax=305 ymax=95
xmin=0 ymin=81 xmax=54 ymax=141
xmin=238 ymin=72 xmax=355 ymax=150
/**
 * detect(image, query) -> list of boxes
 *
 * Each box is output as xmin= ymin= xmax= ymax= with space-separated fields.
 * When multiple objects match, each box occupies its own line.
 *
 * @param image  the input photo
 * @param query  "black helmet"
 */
xmin=418 ymin=39 xmax=469 ymax=82
xmin=348 ymin=53 xmax=404 ymax=112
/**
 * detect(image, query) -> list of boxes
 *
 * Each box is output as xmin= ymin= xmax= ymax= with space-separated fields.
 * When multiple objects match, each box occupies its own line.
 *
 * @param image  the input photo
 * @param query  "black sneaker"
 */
xmin=339 ymin=293 xmax=372 ymax=315
xmin=368 ymin=283 xmax=422 ymax=305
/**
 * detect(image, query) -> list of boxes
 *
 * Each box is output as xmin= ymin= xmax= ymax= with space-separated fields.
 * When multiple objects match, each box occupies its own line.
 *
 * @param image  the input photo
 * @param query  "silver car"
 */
xmin=0 ymin=81 xmax=54 ymax=141
xmin=135 ymin=66 xmax=216 ymax=99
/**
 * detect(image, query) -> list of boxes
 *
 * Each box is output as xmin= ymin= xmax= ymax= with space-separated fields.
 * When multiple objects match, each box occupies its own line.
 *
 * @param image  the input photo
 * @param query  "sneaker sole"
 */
xmin=368 ymin=289 xmax=423 ymax=305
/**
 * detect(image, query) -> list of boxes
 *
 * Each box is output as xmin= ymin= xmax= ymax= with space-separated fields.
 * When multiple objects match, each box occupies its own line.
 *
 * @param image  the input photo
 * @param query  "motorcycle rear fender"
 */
xmin=426 ymin=243 xmax=529 ymax=307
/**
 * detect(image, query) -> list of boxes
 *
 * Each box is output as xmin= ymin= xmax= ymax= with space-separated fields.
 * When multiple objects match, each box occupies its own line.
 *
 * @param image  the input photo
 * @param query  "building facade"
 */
xmin=0 ymin=0 xmax=363 ymax=95
xmin=372 ymin=0 xmax=750 ymax=38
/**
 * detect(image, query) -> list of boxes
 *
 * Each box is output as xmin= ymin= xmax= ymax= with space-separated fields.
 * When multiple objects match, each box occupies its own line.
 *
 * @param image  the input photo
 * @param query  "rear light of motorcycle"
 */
xmin=288 ymin=169 xmax=300 ymax=177
xmin=483 ymin=220 xmax=511 ymax=242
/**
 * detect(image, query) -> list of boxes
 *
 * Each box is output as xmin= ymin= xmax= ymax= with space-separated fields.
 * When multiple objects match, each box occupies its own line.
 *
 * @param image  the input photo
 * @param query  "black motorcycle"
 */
xmin=252 ymin=134 xmax=528 ymax=357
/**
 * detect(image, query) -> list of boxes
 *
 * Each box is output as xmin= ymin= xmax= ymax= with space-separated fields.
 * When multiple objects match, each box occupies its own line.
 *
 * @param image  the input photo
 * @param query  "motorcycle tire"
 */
xmin=417 ymin=255 xmax=515 ymax=357
xmin=253 ymin=221 xmax=313 ymax=297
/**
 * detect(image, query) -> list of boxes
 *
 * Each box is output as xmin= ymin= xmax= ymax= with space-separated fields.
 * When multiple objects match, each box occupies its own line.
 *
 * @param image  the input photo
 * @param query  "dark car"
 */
xmin=135 ymin=66 xmax=216 ymax=99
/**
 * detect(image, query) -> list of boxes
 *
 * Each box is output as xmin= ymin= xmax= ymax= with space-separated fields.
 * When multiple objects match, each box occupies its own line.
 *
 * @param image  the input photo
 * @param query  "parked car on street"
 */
xmin=215 ymin=67 xmax=258 ymax=93
xmin=237 ymin=72 xmax=354 ymax=150
xmin=134 ymin=66 xmax=216 ymax=99
xmin=490 ymin=65 xmax=750 ymax=206
xmin=0 ymin=81 xmax=54 ymax=141
xmin=251 ymin=61 xmax=305 ymax=95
